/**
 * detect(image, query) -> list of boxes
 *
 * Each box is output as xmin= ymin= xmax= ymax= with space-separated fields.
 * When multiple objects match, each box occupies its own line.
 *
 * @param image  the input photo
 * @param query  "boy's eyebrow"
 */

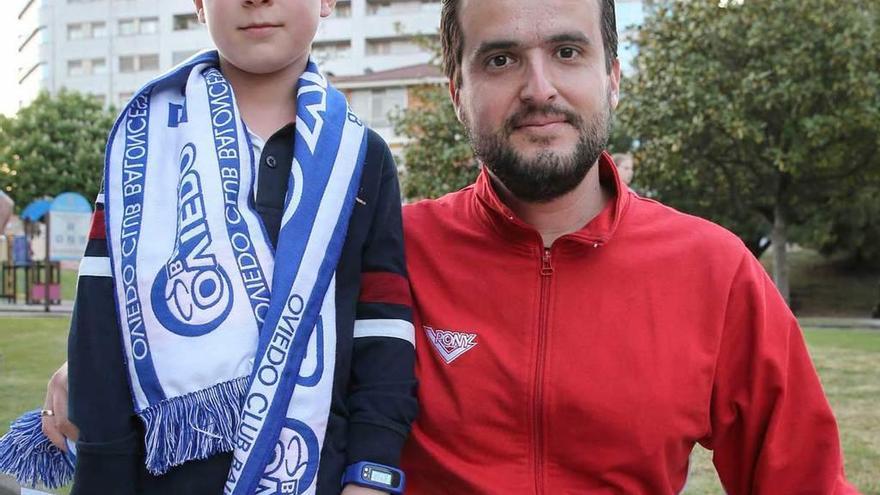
xmin=471 ymin=32 xmax=592 ymax=60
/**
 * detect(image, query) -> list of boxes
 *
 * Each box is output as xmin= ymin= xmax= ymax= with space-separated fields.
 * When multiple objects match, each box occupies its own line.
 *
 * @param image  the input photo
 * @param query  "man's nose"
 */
xmin=519 ymin=57 xmax=559 ymax=104
xmin=244 ymin=0 xmax=273 ymax=6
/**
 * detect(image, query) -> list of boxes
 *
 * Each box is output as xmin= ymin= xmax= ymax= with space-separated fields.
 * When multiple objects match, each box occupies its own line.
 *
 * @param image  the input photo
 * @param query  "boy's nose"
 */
xmin=243 ymin=0 xmax=273 ymax=6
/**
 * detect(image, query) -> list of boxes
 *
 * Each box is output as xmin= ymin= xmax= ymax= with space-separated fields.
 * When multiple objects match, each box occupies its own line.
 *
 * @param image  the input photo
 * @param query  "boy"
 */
xmin=6 ymin=1 xmax=416 ymax=494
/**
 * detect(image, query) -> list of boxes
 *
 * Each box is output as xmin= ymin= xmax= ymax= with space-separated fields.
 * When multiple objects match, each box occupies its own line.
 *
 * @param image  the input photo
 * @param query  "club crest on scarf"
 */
xmin=257 ymin=420 xmax=319 ymax=495
xmin=150 ymin=143 xmax=234 ymax=336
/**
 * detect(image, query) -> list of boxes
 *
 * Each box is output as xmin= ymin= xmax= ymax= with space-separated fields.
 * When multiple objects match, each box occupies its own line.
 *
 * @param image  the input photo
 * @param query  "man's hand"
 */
xmin=42 ymin=361 xmax=78 ymax=451
xmin=340 ymin=485 xmax=389 ymax=495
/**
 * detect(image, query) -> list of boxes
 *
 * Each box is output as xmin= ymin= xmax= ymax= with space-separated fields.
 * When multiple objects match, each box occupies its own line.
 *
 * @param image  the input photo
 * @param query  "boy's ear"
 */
xmin=193 ymin=0 xmax=206 ymax=23
xmin=320 ymin=0 xmax=337 ymax=18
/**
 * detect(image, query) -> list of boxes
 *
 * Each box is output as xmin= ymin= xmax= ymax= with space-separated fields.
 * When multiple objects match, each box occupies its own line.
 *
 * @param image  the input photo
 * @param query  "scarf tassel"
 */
xmin=141 ymin=376 xmax=249 ymax=475
xmin=0 ymin=409 xmax=75 ymax=489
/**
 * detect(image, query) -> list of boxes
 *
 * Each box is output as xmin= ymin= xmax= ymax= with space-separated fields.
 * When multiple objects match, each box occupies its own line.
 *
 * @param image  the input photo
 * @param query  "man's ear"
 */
xmin=608 ymin=58 xmax=621 ymax=110
xmin=449 ymin=78 xmax=464 ymax=124
xmin=193 ymin=0 xmax=206 ymax=23
xmin=321 ymin=0 xmax=337 ymax=18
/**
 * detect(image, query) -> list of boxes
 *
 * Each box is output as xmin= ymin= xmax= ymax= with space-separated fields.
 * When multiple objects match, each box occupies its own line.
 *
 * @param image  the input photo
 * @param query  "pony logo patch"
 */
xmin=424 ymin=326 xmax=478 ymax=364
xmin=151 ymin=143 xmax=233 ymax=337
xmin=259 ymin=420 xmax=320 ymax=495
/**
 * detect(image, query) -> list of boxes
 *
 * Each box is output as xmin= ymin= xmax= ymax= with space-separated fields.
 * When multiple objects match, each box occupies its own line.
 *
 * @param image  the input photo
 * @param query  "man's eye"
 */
xmin=558 ymin=47 xmax=577 ymax=59
xmin=489 ymin=55 xmax=511 ymax=68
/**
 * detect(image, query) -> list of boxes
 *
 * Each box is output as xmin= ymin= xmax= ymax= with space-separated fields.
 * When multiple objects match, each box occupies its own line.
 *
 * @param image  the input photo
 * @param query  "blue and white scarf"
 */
xmin=1 ymin=51 xmax=366 ymax=494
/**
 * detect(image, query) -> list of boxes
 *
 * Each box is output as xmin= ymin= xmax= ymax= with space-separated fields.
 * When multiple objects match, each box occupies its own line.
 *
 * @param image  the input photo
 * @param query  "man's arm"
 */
xmin=701 ymin=252 xmax=859 ymax=494
xmin=345 ymin=138 xmax=418 ymax=473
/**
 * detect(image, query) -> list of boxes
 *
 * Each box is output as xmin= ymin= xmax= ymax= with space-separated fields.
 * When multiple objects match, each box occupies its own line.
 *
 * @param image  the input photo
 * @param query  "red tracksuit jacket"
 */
xmin=401 ymin=154 xmax=857 ymax=494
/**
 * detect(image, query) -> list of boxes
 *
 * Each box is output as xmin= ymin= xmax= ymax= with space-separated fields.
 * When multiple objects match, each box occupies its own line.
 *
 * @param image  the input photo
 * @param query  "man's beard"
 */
xmin=466 ymin=101 xmax=611 ymax=203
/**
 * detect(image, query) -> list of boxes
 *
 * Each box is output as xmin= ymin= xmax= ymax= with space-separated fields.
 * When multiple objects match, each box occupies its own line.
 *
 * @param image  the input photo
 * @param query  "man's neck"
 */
xmin=219 ymin=56 xmax=307 ymax=140
xmin=491 ymin=163 xmax=609 ymax=247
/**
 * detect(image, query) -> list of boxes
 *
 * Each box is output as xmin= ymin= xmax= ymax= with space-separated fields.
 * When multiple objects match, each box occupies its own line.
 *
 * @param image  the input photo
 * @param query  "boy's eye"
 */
xmin=488 ymin=55 xmax=512 ymax=68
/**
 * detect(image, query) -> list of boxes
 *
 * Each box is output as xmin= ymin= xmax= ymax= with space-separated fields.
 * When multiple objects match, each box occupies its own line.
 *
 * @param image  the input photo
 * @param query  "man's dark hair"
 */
xmin=440 ymin=0 xmax=618 ymax=88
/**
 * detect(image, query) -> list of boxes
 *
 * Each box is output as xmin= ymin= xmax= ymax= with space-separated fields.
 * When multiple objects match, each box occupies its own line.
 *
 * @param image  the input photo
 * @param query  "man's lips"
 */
xmin=513 ymin=117 xmax=570 ymax=130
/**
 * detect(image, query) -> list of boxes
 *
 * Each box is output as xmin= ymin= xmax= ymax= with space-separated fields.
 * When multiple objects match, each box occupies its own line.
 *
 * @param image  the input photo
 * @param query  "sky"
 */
xmin=1 ymin=3 xmax=20 ymax=116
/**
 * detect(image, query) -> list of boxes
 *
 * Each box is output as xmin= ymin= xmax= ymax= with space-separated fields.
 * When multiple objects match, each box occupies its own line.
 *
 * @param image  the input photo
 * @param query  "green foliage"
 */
xmin=391 ymin=85 xmax=478 ymax=200
xmin=617 ymin=0 xmax=880 ymax=262
xmin=0 ymin=90 xmax=115 ymax=208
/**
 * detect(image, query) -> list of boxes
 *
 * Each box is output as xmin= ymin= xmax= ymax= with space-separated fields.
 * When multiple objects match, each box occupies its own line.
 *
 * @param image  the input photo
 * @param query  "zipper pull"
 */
xmin=541 ymin=248 xmax=553 ymax=276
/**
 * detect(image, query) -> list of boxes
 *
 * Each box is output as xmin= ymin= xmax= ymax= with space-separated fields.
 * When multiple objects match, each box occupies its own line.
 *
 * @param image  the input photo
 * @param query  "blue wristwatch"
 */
xmin=342 ymin=461 xmax=405 ymax=494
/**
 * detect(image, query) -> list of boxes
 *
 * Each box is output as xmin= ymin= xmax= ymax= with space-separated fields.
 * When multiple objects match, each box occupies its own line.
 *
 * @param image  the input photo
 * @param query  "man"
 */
xmin=40 ymin=0 xmax=858 ymax=493
xmin=401 ymin=0 xmax=857 ymax=493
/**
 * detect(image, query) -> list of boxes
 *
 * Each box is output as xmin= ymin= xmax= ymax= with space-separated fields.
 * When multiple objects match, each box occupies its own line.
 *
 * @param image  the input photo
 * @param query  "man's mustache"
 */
xmin=504 ymin=104 xmax=584 ymax=134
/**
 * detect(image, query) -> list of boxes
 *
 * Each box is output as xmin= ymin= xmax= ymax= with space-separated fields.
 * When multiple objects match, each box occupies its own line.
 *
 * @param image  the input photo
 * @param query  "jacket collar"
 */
xmin=472 ymin=151 xmax=629 ymax=247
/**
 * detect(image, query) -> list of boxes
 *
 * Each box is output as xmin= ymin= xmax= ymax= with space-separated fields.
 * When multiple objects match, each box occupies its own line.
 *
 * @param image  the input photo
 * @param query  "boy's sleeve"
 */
xmin=701 ymin=253 xmax=859 ymax=494
xmin=345 ymin=140 xmax=419 ymax=468
xmin=68 ymin=197 xmax=142 ymax=494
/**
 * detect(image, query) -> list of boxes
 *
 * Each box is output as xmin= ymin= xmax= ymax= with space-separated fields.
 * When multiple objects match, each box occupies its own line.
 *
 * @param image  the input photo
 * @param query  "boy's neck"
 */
xmin=219 ymin=56 xmax=308 ymax=140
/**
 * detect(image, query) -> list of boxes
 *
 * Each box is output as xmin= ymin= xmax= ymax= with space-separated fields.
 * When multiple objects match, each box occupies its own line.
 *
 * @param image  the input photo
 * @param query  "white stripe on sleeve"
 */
xmin=353 ymin=319 xmax=415 ymax=347
xmin=78 ymin=256 xmax=112 ymax=277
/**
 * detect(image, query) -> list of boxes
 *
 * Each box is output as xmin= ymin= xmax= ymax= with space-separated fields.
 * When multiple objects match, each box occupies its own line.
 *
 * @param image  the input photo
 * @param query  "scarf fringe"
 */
xmin=0 ymin=409 xmax=74 ymax=489
xmin=141 ymin=376 xmax=249 ymax=475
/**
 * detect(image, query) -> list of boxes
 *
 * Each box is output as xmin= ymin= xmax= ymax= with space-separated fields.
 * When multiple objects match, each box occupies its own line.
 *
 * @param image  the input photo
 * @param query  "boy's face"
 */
xmin=193 ymin=0 xmax=335 ymax=75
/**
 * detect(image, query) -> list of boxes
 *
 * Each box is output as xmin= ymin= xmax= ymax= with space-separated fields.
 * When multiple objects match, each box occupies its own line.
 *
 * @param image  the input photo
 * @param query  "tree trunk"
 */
xmin=770 ymin=203 xmax=790 ymax=304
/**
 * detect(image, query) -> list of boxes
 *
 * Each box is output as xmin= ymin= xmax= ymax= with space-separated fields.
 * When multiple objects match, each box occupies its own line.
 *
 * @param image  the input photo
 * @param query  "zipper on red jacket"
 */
xmin=534 ymin=247 xmax=553 ymax=494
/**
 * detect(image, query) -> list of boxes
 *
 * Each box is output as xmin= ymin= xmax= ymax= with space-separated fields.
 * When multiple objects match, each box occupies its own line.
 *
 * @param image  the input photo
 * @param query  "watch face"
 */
xmin=363 ymin=466 xmax=401 ymax=488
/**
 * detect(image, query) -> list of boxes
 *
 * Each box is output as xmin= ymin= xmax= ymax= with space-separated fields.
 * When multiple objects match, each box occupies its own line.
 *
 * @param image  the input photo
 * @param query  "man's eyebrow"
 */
xmin=546 ymin=32 xmax=592 ymax=45
xmin=472 ymin=40 xmax=519 ymax=60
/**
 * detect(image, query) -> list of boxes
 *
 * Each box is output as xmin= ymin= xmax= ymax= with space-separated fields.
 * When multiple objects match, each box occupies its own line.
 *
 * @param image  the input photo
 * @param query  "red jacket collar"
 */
xmin=472 ymin=151 xmax=629 ymax=247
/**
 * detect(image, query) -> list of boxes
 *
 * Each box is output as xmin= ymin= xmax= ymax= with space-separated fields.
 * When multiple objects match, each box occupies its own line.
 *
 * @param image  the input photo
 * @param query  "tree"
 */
xmin=392 ymin=84 xmax=478 ymax=200
xmin=617 ymin=0 xmax=880 ymax=301
xmin=0 ymin=90 xmax=115 ymax=208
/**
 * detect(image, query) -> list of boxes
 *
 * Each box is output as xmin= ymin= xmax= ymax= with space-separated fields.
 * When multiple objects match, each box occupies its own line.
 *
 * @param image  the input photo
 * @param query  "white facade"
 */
xmin=15 ymin=0 xmax=441 ymax=110
xmin=314 ymin=0 xmax=440 ymax=76
xmin=16 ymin=0 xmax=211 ymax=109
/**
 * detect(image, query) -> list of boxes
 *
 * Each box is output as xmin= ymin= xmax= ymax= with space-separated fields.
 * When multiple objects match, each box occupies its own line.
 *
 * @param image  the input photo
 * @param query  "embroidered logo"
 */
xmin=424 ymin=326 xmax=478 ymax=364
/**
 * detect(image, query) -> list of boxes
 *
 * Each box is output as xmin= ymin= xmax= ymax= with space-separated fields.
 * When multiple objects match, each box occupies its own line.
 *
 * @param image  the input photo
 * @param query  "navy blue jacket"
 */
xmin=68 ymin=128 xmax=417 ymax=495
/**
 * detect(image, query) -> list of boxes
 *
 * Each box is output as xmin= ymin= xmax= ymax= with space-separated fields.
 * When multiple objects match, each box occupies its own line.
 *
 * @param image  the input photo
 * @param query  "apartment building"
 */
xmin=15 ymin=0 xmax=441 ymax=110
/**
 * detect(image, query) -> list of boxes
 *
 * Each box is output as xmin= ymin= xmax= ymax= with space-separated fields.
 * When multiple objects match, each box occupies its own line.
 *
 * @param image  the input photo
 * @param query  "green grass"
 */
xmin=1 ymin=320 xmax=878 ymax=493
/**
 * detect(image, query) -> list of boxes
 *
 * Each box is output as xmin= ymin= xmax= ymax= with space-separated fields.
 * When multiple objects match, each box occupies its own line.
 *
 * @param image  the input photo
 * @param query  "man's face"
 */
xmin=193 ymin=0 xmax=334 ymax=75
xmin=453 ymin=0 xmax=620 ymax=202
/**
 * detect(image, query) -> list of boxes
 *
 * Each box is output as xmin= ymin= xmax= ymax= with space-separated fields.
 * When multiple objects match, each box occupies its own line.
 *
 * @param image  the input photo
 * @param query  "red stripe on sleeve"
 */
xmin=89 ymin=210 xmax=106 ymax=239
xmin=359 ymin=272 xmax=412 ymax=307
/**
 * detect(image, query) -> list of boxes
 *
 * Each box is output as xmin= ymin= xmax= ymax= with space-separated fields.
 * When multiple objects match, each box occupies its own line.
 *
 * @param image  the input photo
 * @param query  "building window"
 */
xmin=173 ymin=13 xmax=201 ymax=31
xmin=140 ymin=17 xmax=159 ymax=34
xmin=312 ymin=41 xmax=352 ymax=63
xmin=67 ymin=58 xmax=107 ymax=76
xmin=367 ymin=0 xmax=439 ymax=15
xmin=118 ymin=19 xmax=137 ymax=36
xmin=92 ymin=58 xmax=107 ymax=75
xmin=119 ymin=54 xmax=160 ymax=73
xmin=172 ymin=50 xmax=198 ymax=65
xmin=366 ymin=37 xmax=429 ymax=56
xmin=350 ymin=87 xmax=406 ymax=128
xmin=118 ymin=17 xmax=158 ymax=36
xmin=67 ymin=59 xmax=84 ymax=76
xmin=333 ymin=1 xmax=352 ymax=18
xmin=67 ymin=21 xmax=107 ymax=40
xmin=68 ymin=23 xmax=86 ymax=40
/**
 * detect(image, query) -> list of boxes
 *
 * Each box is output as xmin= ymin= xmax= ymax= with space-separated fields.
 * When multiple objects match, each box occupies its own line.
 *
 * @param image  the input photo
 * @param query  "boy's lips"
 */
xmin=239 ymin=23 xmax=283 ymax=37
